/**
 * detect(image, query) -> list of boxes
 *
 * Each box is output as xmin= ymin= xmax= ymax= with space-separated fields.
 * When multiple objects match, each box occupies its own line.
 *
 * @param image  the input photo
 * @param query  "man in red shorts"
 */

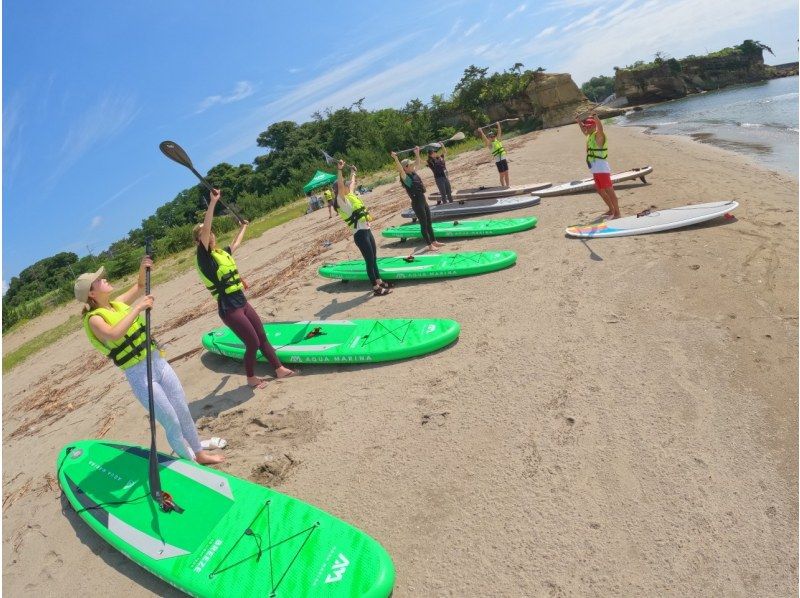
xmin=577 ymin=112 xmax=620 ymax=219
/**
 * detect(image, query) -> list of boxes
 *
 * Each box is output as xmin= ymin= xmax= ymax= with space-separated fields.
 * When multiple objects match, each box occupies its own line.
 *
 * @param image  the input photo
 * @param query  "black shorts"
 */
xmin=495 ymin=159 xmax=509 ymax=173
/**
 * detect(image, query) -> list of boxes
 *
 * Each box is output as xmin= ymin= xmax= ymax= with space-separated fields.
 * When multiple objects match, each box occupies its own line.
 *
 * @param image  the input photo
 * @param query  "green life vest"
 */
xmin=491 ymin=139 xmax=507 ymax=159
xmin=586 ymin=131 xmax=608 ymax=166
xmin=196 ymin=247 xmax=244 ymax=299
xmin=84 ymin=301 xmax=154 ymax=370
xmin=337 ymin=193 xmax=372 ymax=229
xmin=323 ymin=189 xmax=333 ymax=202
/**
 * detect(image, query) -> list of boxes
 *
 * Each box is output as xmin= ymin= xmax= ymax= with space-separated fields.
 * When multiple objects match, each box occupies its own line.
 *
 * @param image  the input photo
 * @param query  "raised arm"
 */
xmin=335 ymin=159 xmax=349 ymax=198
xmin=116 ymin=255 xmax=152 ymax=306
xmin=198 ymin=189 xmax=220 ymax=250
xmin=390 ymin=151 xmax=406 ymax=178
xmin=348 ymin=165 xmax=358 ymax=195
xmin=592 ymin=113 xmax=605 ymax=146
xmin=413 ymin=146 xmax=422 ymax=170
xmin=476 ymin=128 xmax=490 ymax=147
xmin=496 ymin=122 xmax=503 ymax=140
xmin=230 ymin=218 xmax=250 ymax=253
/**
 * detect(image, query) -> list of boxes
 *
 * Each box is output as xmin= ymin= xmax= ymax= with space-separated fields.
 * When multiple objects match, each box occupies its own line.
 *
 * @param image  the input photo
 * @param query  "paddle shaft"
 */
xmin=143 ymin=238 xmax=163 ymax=503
xmin=479 ymin=117 xmax=521 ymax=131
xmin=396 ymin=132 xmax=465 ymax=155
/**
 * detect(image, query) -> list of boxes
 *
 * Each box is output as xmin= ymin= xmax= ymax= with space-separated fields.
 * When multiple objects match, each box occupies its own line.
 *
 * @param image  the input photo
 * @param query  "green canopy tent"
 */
xmin=303 ymin=170 xmax=337 ymax=194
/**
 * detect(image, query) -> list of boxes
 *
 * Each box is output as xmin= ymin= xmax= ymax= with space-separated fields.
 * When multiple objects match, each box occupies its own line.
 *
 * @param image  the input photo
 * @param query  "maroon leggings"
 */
xmin=220 ymin=303 xmax=282 ymax=377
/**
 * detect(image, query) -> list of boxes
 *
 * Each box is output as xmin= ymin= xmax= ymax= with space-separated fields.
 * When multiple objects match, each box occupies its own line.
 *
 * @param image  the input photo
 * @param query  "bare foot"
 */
xmin=433 ymin=241 xmax=445 ymax=247
xmin=196 ymin=450 xmax=224 ymax=465
xmin=276 ymin=366 xmax=297 ymax=379
xmin=427 ymin=244 xmax=440 ymax=252
xmin=247 ymin=376 xmax=269 ymax=389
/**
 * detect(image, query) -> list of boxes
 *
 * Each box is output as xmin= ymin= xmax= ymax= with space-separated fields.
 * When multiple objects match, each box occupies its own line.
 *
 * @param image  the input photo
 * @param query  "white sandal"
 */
xmin=201 ymin=437 xmax=228 ymax=450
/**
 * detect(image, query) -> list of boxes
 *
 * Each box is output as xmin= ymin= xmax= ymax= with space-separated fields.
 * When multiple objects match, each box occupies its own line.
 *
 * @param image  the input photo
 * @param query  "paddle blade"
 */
xmin=448 ymin=131 xmax=465 ymax=142
xmin=321 ymin=149 xmax=337 ymax=165
xmin=159 ymin=140 xmax=194 ymax=168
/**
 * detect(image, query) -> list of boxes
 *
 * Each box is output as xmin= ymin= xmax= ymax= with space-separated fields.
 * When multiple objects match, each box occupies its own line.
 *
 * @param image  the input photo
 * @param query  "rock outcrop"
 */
xmin=614 ymin=48 xmax=769 ymax=104
xmin=479 ymin=72 xmax=589 ymax=129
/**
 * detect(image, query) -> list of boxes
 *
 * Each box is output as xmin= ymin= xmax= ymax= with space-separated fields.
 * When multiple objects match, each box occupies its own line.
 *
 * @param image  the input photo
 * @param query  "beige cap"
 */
xmin=74 ymin=266 xmax=106 ymax=303
xmin=400 ymin=158 xmax=414 ymax=168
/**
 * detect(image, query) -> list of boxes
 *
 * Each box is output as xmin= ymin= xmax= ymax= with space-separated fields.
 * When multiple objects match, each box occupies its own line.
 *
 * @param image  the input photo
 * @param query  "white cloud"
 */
xmin=464 ymin=21 xmax=483 ymax=37
xmin=90 ymin=216 xmax=103 ymax=229
xmin=195 ymin=81 xmax=255 ymax=114
xmin=205 ymin=33 xmax=422 ymax=161
xmin=562 ymin=7 xmax=603 ymax=31
xmin=521 ymin=0 xmax=797 ymax=83
xmin=535 ymin=26 xmax=558 ymax=38
xmin=505 ymin=3 xmax=527 ymax=20
xmin=288 ymin=67 xmax=301 ymax=74
xmin=50 ymin=92 xmax=139 ymax=185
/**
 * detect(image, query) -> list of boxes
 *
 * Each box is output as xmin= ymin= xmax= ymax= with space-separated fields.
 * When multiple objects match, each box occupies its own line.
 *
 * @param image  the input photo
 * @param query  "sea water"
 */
xmin=617 ymin=76 xmax=799 ymax=177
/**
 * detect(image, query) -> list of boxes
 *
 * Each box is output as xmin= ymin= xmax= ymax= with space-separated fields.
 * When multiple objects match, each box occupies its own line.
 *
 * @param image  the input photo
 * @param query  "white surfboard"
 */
xmin=565 ymin=200 xmax=738 ymax=238
xmin=430 ymin=181 xmax=551 ymax=201
xmin=538 ymin=166 xmax=652 ymax=197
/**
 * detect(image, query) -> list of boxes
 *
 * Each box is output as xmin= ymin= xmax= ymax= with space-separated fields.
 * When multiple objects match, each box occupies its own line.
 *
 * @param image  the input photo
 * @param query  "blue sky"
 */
xmin=3 ymin=0 xmax=798 ymax=287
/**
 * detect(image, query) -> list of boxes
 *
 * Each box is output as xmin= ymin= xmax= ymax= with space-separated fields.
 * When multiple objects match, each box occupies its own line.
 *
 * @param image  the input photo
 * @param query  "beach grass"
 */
xmin=3 ymin=314 xmax=83 ymax=373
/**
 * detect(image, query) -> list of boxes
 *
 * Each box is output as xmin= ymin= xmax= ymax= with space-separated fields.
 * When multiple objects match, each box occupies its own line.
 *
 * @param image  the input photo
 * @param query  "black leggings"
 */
xmin=412 ymin=199 xmax=436 ymax=245
xmin=353 ymin=229 xmax=380 ymax=285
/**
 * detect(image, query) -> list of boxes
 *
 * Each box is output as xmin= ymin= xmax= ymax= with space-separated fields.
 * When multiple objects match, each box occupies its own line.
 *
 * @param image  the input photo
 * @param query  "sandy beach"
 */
xmin=3 ymin=124 xmax=797 ymax=596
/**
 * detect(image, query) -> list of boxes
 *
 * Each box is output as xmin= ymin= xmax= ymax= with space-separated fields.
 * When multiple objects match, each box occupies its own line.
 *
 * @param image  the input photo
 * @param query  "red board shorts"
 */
xmin=592 ymin=172 xmax=612 ymax=191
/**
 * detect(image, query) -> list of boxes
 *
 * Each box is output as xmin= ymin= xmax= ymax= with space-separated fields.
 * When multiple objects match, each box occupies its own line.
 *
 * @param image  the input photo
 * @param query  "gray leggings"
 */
xmin=125 ymin=356 xmax=202 ymax=460
xmin=434 ymin=175 xmax=453 ymax=203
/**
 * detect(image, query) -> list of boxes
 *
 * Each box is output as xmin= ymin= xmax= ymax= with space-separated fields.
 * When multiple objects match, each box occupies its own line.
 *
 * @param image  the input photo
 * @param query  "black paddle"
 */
xmin=143 ymin=238 xmax=183 ymax=514
xmin=159 ymin=140 xmax=245 ymax=224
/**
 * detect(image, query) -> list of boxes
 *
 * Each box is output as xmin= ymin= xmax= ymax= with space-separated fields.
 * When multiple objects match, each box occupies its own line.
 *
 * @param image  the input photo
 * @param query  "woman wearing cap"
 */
xmin=76 ymin=260 xmax=223 ymax=465
xmin=195 ymin=189 xmax=296 ymax=389
xmin=477 ymin=123 xmax=510 ymax=187
xmin=331 ymin=160 xmax=392 ymax=296
xmin=576 ymin=112 xmax=620 ymax=219
xmin=426 ymin=142 xmax=453 ymax=205
xmin=391 ymin=147 xmax=443 ymax=254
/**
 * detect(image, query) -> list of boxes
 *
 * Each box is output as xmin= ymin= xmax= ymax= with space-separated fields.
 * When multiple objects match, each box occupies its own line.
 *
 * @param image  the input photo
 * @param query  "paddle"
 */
xmin=576 ymin=93 xmax=629 ymax=121
xmin=395 ymin=131 xmax=466 ymax=155
xmin=159 ymin=140 xmax=245 ymax=224
xmin=143 ymin=239 xmax=183 ymax=514
xmin=477 ymin=116 xmax=530 ymax=131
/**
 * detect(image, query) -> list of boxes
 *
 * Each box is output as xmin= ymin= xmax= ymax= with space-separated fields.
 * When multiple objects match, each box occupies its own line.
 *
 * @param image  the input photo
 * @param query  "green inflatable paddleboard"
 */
xmin=202 ymin=319 xmax=460 ymax=364
xmin=57 ymin=439 xmax=395 ymax=597
xmin=319 ymin=251 xmax=517 ymax=281
xmin=381 ymin=217 xmax=537 ymax=240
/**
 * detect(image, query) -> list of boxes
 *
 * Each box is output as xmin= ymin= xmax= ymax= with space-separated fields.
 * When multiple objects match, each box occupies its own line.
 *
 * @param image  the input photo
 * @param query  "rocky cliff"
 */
xmin=614 ymin=48 xmax=768 ymax=104
xmin=479 ymin=72 xmax=588 ymax=129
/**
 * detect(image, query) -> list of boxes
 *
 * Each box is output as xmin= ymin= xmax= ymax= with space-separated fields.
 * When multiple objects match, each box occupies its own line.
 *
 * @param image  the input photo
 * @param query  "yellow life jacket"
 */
xmin=586 ymin=131 xmax=608 ymax=166
xmin=84 ymin=301 xmax=154 ymax=370
xmin=491 ymin=139 xmax=507 ymax=159
xmin=323 ymin=189 xmax=333 ymax=203
xmin=196 ymin=247 xmax=244 ymax=299
xmin=337 ymin=193 xmax=372 ymax=229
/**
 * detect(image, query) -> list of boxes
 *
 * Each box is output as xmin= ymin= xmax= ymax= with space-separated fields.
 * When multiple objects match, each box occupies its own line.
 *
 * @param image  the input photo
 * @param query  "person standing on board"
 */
xmin=391 ymin=147 xmax=444 ymax=255
xmin=75 ymin=260 xmax=223 ymax=464
xmin=477 ymin=123 xmax=510 ymax=187
xmin=576 ymin=112 xmax=620 ymax=219
xmin=331 ymin=160 xmax=392 ymax=296
xmin=426 ymin=142 xmax=454 ymax=204
xmin=194 ymin=189 xmax=296 ymax=389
